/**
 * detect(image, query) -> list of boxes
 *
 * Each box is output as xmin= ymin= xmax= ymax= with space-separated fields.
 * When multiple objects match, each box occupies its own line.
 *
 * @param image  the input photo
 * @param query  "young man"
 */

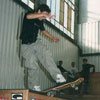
xmin=81 ymin=58 xmax=95 ymax=94
xmin=67 ymin=62 xmax=79 ymax=95
xmin=67 ymin=62 xmax=78 ymax=82
xmin=20 ymin=4 xmax=66 ymax=91
xmin=57 ymin=60 xmax=68 ymax=81
xmin=57 ymin=60 xmax=67 ymax=73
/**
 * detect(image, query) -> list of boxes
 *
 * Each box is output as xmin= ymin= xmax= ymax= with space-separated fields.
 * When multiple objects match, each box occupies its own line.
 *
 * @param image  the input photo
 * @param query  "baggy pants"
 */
xmin=21 ymin=39 xmax=61 ymax=89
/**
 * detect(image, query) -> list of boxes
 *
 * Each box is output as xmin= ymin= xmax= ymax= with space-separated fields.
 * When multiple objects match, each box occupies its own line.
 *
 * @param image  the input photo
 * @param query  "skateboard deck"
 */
xmin=43 ymin=77 xmax=84 ymax=96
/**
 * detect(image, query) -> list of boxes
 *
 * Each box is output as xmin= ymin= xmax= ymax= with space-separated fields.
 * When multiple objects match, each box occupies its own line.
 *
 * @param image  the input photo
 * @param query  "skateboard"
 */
xmin=43 ymin=77 xmax=84 ymax=96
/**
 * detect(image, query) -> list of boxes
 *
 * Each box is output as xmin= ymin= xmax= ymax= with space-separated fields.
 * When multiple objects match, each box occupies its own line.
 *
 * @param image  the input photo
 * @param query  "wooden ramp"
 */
xmin=76 ymin=72 xmax=100 ymax=100
xmin=0 ymin=89 xmax=66 ymax=100
xmin=89 ymin=72 xmax=100 ymax=94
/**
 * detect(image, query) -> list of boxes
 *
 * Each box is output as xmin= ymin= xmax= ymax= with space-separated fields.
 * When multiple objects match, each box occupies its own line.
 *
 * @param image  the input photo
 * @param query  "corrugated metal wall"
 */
xmin=78 ymin=21 xmax=100 ymax=54
xmin=78 ymin=21 xmax=100 ymax=72
xmin=0 ymin=0 xmax=79 ymax=90
xmin=0 ymin=0 xmax=25 ymax=89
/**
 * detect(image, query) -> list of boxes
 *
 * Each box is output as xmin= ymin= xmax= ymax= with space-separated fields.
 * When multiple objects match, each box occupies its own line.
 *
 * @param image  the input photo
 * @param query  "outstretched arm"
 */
xmin=89 ymin=64 xmax=95 ymax=72
xmin=26 ymin=12 xmax=53 ymax=20
xmin=41 ymin=30 xmax=59 ymax=42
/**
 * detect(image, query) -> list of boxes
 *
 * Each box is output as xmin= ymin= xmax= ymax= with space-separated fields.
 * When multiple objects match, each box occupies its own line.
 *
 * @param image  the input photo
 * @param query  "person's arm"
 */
xmin=89 ymin=64 xmax=95 ymax=72
xmin=92 ymin=65 xmax=95 ymax=72
xmin=26 ymin=12 xmax=52 ymax=19
xmin=41 ymin=30 xmax=59 ymax=42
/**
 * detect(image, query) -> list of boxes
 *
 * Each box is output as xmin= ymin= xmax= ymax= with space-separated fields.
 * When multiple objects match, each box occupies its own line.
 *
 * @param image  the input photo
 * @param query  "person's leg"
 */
xmin=82 ymin=78 xmax=89 ymax=94
xmin=28 ymin=68 xmax=41 ymax=91
xmin=84 ymin=76 xmax=90 ymax=94
xmin=21 ymin=44 xmax=41 ymax=91
xmin=85 ymin=81 xmax=90 ymax=94
xmin=34 ymin=40 xmax=66 ymax=83
xmin=83 ymin=82 xmax=88 ymax=94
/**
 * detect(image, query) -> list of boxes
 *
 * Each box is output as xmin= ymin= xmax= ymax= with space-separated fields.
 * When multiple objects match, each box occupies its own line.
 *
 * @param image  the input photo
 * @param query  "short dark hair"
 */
xmin=36 ymin=4 xmax=51 ymax=13
xmin=58 ymin=60 xmax=63 ymax=64
xmin=71 ymin=62 xmax=75 ymax=64
xmin=83 ymin=58 xmax=87 ymax=62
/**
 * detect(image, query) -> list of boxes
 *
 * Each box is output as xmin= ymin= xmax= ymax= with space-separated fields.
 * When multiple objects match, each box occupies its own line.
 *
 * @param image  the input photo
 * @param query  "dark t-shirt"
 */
xmin=57 ymin=65 xmax=67 ymax=73
xmin=20 ymin=11 xmax=45 ymax=44
xmin=81 ymin=64 xmax=95 ymax=79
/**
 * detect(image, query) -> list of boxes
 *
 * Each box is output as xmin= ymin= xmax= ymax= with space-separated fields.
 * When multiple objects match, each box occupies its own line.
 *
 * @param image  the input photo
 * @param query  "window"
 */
xmin=59 ymin=0 xmax=64 ymax=26
xmin=47 ymin=0 xmax=75 ymax=39
xmin=21 ymin=0 xmax=34 ymax=9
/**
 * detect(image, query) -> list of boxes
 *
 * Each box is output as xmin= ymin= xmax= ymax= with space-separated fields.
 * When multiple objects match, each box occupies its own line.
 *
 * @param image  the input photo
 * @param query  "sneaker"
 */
xmin=33 ymin=85 xmax=41 ymax=91
xmin=56 ymin=74 xmax=66 ymax=83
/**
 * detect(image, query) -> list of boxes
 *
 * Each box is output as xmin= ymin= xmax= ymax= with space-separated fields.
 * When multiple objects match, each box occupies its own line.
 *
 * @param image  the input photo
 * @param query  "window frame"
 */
xmin=47 ymin=0 xmax=76 ymax=39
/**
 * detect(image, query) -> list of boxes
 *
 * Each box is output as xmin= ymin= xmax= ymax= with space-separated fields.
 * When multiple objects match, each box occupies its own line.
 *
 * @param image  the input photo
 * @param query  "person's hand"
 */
xmin=49 ymin=14 xmax=55 ymax=19
xmin=52 ymin=37 xmax=59 ymax=42
xmin=42 ymin=12 xmax=55 ymax=19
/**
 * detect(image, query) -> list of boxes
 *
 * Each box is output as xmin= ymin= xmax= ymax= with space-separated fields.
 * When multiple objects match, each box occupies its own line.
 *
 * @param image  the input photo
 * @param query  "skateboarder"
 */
xmin=20 ymin=4 xmax=66 ymax=91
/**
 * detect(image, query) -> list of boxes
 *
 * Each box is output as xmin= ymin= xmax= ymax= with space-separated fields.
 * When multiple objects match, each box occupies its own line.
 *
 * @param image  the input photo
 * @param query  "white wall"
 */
xmin=78 ymin=0 xmax=100 ymax=72
xmin=79 ymin=0 xmax=100 ymax=23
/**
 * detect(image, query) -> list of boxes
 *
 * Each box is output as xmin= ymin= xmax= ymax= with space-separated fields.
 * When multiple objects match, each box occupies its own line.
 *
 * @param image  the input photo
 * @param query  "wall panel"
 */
xmin=0 ymin=0 xmax=25 ymax=89
xmin=78 ymin=0 xmax=100 ymax=72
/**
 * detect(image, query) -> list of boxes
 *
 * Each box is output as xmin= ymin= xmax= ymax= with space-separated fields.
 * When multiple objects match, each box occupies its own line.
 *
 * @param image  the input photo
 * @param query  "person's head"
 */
xmin=58 ymin=60 xmax=63 ymax=66
xmin=36 ymin=4 xmax=51 ymax=20
xmin=36 ymin=4 xmax=51 ymax=13
xmin=83 ymin=58 xmax=88 ymax=64
xmin=71 ymin=62 xmax=75 ymax=67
